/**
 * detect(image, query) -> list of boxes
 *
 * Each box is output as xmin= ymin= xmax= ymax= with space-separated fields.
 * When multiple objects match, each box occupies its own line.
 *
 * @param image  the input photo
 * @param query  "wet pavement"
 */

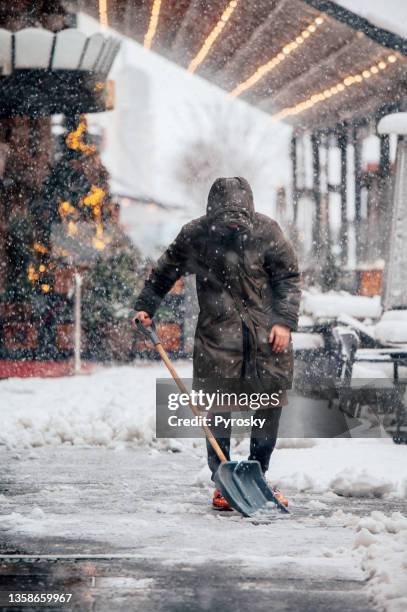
xmin=0 ymin=447 xmax=402 ymax=611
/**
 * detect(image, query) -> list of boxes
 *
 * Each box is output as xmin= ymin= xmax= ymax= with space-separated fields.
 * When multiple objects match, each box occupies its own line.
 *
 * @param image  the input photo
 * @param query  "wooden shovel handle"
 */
xmin=135 ymin=319 xmax=227 ymax=463
xmin=155 ymin=343 xmax=227 ymax=463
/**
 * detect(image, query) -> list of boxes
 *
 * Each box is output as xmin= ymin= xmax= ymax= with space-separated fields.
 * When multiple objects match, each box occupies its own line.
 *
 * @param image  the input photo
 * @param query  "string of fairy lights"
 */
xmin=60 ymin=118 xmax=109 ymax=252
xmin=271 ymin=53 xmax=398 ymax=121
xmin=28 ymin=117 xmax=110 ymax=292
xmin=97 ymin=1 xmax=402 ymax=121
xmin=144 ymin=0 xmax=162 ymax=49
xmin=230 ymin=16 xmax=324 ymax=97
xmin=187 ymin=0 xmax=238 ymax=73
xmin=98 ymin=0 xmax=108 ymax=28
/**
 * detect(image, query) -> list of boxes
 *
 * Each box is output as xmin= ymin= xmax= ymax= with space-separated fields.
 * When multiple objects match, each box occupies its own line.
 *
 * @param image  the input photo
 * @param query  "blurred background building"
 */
xmin=1 ymin=0 xmax=407 ymax=372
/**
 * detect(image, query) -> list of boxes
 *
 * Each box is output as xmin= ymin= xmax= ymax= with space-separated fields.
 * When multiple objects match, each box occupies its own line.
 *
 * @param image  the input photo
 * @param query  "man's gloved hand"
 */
xmin=269 ymin=324 xmax=291 ymax=353
xmin=132 ymin=311 xmax=152 ymax=328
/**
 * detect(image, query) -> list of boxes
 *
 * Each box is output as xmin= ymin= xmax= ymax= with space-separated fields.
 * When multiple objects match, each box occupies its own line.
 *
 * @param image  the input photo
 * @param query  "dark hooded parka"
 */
xmin=135 ymin=177 xmax=301 ymax=392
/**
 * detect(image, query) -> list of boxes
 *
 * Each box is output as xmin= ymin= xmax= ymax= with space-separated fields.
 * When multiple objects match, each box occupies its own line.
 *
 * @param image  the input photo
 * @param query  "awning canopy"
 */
xmin=76 ymin=0 xmax=407 ymax=131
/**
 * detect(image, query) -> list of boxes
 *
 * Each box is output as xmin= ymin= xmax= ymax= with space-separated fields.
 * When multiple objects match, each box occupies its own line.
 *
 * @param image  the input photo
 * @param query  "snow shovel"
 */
xmin=135 ymin=319 xmax=289 ymax=517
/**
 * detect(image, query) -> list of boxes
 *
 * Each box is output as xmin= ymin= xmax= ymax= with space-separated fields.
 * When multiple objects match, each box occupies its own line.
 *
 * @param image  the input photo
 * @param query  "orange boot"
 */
xmin=271 ymin=486 xmax=289 ymax=508
xmin=212 ymin=488 xmax=232 ymax=511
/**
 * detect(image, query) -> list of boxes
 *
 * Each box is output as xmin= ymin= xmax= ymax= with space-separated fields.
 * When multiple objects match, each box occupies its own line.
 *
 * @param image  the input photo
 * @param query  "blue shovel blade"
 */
xmin=214 ymin=460 xmax=290 ymax=517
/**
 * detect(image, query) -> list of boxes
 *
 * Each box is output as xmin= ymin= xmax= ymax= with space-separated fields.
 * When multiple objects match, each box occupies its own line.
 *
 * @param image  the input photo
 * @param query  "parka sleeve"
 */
xmin=134 ymin=225 xmax=190 ymax=317
xmin=264 ymin=222 xmax=301 ymax=331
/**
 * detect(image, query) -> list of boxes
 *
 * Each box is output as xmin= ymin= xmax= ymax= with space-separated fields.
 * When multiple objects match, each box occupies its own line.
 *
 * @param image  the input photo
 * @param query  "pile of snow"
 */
xmin=302 ymin=291 xmax=381 ymax=321
xmin=0 ymin=363 xmax=192 ymax=450
xmin=292 ymin=333 xmax=324 ymax=350
xmin=353 ymin=511 xmax=407 ymax=612
xmin=310 ymin=503 xmax=407 ymax=610
xmin=351 ymin=362 xmax=392 ymax=379
xmin=270 ymin=439 xmax=407 ymax=499
xmin=375 ymin=310 xmax=407 ymax=344
xmin=330 ymin=469 xmax=394 ymax=498
xmin=378 ymin=112 xmax=407 ymax=136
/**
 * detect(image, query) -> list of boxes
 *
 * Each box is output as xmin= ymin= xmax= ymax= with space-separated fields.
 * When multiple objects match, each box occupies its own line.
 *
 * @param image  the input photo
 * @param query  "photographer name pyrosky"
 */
xmin=168 ymin=414 xmax=267 ymax=429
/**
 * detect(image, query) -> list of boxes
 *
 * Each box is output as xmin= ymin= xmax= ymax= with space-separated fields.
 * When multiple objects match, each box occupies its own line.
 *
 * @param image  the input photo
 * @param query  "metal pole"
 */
xmin=291 ymin=135 xmax=299 ymax=223
xmin=338 ymin=129 xmax=348 ymax=266
xmin=353 ymin=127 xmax=363 ymax=264
xmin=74 ymin=272 xmax=82 ymax=374
xmin=311 ymin=132 xmax=321 ymax=258
xmin=378 ymin=133 xmax=391 ymax=259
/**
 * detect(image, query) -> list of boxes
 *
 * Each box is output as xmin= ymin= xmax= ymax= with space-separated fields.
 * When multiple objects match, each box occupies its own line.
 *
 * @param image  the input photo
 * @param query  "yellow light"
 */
xmin=66 ymin=119 xmax=96 ymax=156
xmin=92 ymin=222 xmax=106 ymax=250
xmin=315 ymin=16 xmax=324 ymax=25
xmin=39 ymin=264 xmax=46 ymax=273
xmin=271 ymin=55 xmax=391 ymax=121
xmin=82 ymin=185 xmax=106 ymax=209
xmin=34 ymin=242 xmax=48 ymax=254
xmin=41 ymin=284 xmax=50 ymax=293
xmin=388 ymin=54 xmax=397 ymax=63
xmin=230 ymin=16 xmax=324 ymax=97
xmin=188 ymin=0 xmax=239 ymax=73
xmin=144 ymin=0 xmax=162 ymax=50
xmin=98 ymin=0 xmax=108 ymax=28
xmin=28 ymin=265 xmax=39 ymax=283
xmin=302 ymin=30 xmax=310 ymax=38
xmin=308 ymin=24 xmax=316 ymax=33
xmin=92 ymin=238 xmax=105 ymax=251
xmin=59 ymin=200 xmax=77 ymax=219
xmin=68 ymin=221 xmax=78 ymax=236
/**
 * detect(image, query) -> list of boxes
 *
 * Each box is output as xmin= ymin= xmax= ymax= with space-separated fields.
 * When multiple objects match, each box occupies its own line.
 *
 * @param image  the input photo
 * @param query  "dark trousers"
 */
xmin=206 ymin=406 xmax=282 ymax=480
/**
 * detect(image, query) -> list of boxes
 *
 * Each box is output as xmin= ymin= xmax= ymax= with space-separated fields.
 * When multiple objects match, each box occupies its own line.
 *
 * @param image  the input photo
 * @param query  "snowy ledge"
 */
xmin=0 ymin=27 xmax=120 ymax=78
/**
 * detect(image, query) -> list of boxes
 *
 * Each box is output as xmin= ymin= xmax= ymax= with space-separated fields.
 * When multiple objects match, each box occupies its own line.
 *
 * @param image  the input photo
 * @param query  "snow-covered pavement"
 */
xmin=1 ymin=364 xmax=407 ymax=611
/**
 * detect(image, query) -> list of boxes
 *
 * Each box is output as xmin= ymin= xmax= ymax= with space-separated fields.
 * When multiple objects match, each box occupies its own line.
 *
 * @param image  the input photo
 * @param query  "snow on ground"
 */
xmin=353 ymin=512 xmax=407 ymax=612
xmin=1 ymin=363 xmax=406 ymax=500
xmin=269 ymin=439 xmax=407 ymax=500
xmin=0 ymin=446 xmax=373 ymax=611
xmin=1 ymin=363 xmax=406 ymax=610
xmin=0 ymin=362 xmax=191 ymax=451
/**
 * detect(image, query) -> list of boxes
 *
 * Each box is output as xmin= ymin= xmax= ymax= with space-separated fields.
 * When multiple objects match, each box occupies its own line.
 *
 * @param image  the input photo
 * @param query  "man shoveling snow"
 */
xmin=134 ymin=177 xmax=301 ymax=512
